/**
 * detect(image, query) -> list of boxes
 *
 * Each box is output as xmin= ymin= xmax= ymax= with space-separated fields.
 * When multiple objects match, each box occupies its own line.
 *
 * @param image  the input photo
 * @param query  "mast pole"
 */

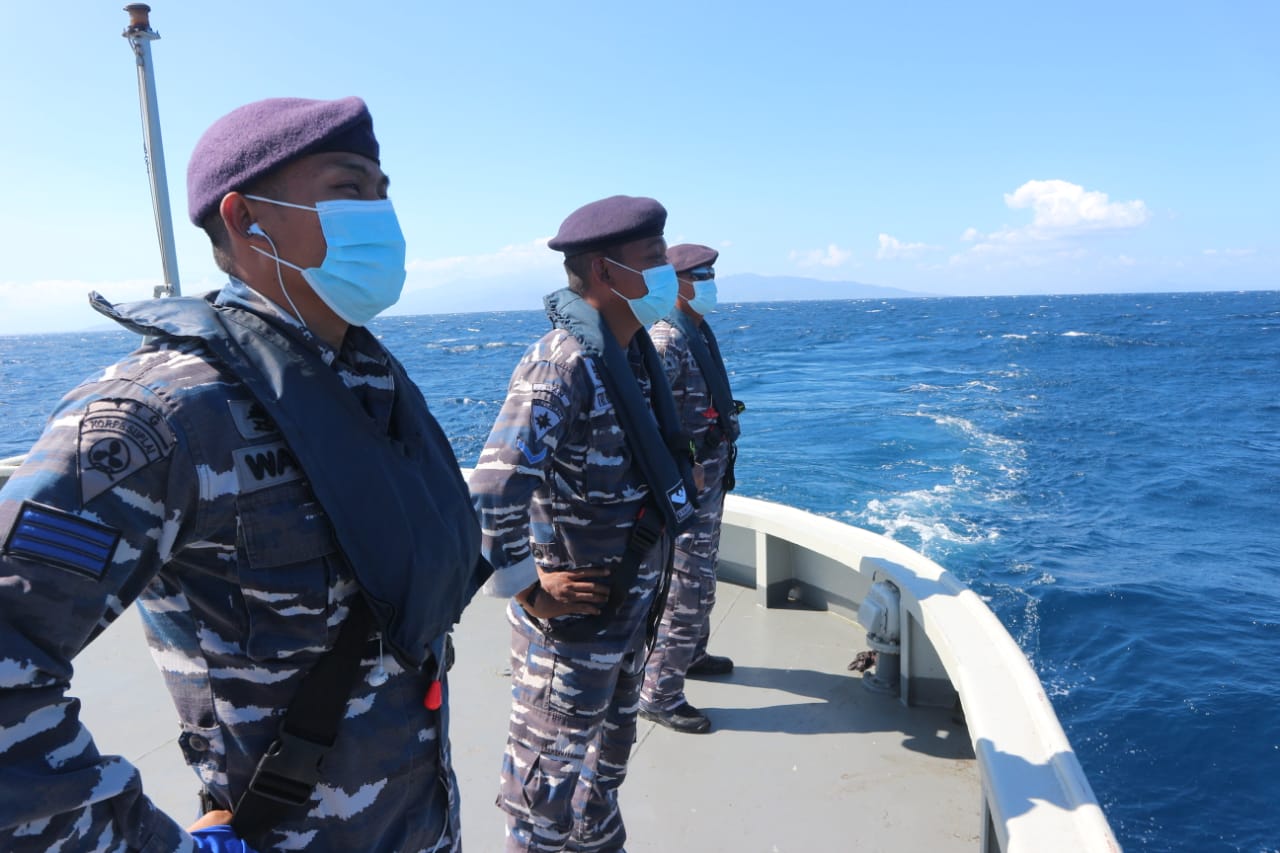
xmin=122 ymin=4 xmax=181 ymax=298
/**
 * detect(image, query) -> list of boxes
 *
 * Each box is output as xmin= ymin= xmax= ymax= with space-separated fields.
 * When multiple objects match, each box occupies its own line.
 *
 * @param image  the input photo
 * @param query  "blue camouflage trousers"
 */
xmin=640 ymin=480 xmax=726 ymax=712
xmin=498 ymin=599 xmax=649 ymax=852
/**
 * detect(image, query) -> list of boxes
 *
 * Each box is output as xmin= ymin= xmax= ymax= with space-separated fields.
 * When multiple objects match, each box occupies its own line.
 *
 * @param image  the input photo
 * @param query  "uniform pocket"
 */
xmin=235 ymin=481 xmax=336 ymax=660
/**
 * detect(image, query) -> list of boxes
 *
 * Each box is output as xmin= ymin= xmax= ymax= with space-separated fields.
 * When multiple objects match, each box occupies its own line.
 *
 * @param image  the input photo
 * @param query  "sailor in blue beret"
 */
xmin=544 ymin=194 xmax=677 ymax=341
xmin=639 ymin=242 xmax=744 ymax=735
xmin=666 ymin=243 xmax=720 ymax=278
xmin=471 ymin=196 xmax=698 ymax=849
xmin=189 ymin=95 xmax=405 ymax=343
xmin=0 ymin=96 xmax=486 ymax=852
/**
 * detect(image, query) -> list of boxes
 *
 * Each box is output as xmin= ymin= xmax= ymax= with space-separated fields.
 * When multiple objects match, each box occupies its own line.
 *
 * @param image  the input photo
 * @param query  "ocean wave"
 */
xmin=5 ymin=292 xmax=1278 ymax=853
xmin=856 ymin=491 xmax=1001 ymax=548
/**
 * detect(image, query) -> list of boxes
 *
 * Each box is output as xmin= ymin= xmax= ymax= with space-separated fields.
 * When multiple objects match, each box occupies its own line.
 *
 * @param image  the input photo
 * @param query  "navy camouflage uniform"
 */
xmin=639 ymin=318 xmax=739 ymax=713
xmin=0 ymin=279 xmax=468 ymax=852
xmin=470 ymin=326 xmax=670 ymax=852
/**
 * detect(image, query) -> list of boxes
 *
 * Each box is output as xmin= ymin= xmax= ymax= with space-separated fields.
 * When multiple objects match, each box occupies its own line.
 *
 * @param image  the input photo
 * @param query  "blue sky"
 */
xmin=0 ymin=1 xmax=1275 ymax=333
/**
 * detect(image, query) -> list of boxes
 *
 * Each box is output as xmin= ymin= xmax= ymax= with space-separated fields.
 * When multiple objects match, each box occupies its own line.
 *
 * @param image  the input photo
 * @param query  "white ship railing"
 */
xmin=0 ymin=458 xmax=22 ymax=482
xmin=718 ymin=493 xmax=1120 ymax=853
xmin=0 ymin=456 xmax=1119 ymax=852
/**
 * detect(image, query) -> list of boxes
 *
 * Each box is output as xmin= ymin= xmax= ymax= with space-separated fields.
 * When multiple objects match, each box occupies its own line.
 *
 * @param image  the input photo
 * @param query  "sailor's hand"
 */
xmin=517 ymin=567 xmax=610 ymax=617
xmin=189 ymin=810 xmax=233 ymax=832
xmin=693 ymin=462 xmax=706 ymax=492
xmin=189 ymin=813 xmax=260 ymax=852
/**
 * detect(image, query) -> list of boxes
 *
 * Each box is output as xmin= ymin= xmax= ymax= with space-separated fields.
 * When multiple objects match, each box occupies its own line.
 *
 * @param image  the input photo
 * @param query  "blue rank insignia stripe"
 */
xmin=3 ymin=502 xmax=121 ymax=580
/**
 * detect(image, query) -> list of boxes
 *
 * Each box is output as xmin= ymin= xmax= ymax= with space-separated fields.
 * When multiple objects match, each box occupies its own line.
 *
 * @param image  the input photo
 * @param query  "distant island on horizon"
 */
xmin=387 ymin=273 xmax=1273 ymax=318
xmin=22 ymin=278 xmax=1274 ymax=337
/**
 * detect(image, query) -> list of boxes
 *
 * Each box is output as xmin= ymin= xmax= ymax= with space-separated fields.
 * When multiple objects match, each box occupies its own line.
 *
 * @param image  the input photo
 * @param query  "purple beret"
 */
xmin=547 ymin=195 xmax=667 ymax=257
xmin=666 ymin=243 xmax=719 ymax=273
xmin=187 ymin=96 xmax=379 ymax=225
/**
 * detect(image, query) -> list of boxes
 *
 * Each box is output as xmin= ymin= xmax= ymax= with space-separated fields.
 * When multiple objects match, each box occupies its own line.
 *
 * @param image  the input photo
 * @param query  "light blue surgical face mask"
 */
xmin=682 ymin=278 xmax=718 ymax=315
xmin=605 ymin=258 xmax=678 ymax=327
xmin=244 ymin=195 xmax=407 ymax=327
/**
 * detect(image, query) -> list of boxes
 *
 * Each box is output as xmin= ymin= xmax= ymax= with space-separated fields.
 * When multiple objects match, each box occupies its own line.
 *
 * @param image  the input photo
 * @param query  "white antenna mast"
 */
xmin=122 ymin=4 xmax=181 ymax=298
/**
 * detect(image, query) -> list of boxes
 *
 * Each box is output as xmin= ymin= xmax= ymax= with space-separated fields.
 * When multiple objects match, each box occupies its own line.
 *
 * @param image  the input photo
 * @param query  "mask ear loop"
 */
xmin=247 ymin=225 xmax=307 ymax=327
xmin=605 ymin=257 xmax=644 ymax=303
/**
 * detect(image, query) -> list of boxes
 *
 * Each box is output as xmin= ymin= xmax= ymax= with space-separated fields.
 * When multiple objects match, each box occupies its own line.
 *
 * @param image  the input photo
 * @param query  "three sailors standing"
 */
xmin=0 ymin=94 xmax=743 ymax=852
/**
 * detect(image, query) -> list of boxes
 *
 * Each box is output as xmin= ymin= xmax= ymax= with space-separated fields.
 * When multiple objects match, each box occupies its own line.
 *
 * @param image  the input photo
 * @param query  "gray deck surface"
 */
xmin=72 ymin=581 xmax=979 ymax=851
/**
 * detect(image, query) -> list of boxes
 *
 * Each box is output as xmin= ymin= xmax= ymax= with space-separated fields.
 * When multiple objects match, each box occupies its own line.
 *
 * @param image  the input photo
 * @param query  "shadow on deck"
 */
xmin=73 ymin=579 xmax=979 ymax=852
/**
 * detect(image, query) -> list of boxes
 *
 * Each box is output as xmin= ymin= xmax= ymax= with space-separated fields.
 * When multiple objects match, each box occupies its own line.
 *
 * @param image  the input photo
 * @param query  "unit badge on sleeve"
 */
xmin=77 ymin=398 xmax=176 ymax=504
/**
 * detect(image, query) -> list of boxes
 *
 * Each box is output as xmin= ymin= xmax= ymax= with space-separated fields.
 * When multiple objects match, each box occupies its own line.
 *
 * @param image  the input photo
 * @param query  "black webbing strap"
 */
xmin=230 ymin=598 xmax=376 ymax=843
xmin=609 ymin=504 xmax=666 ymax=615
xmin=616 ymin=505 xmax=676 ymax=645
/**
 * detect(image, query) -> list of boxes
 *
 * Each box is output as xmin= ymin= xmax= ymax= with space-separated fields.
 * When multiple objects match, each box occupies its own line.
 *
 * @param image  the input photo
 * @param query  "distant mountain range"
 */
xmin=714 ymin=274 xmax=928 ymax=302
xmin=389 ymin=273 xmax=928 ymax=317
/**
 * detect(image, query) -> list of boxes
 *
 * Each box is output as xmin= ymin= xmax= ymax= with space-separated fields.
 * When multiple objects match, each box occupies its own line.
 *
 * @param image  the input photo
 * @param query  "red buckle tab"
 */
xmin=424 ymin=680 xmax=443 ymax=711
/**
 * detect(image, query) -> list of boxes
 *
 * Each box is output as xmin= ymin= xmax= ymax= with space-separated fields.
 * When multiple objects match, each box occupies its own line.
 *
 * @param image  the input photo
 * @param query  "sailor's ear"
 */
xmin=592 ymin=256 xmax=611 ymax=282
xmin=219 ymin=193 xmax=256 ymax=241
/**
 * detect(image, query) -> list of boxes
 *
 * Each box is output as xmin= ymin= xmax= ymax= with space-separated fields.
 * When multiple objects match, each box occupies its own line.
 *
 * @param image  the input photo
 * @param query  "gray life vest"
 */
xmin=544 ymin=288 xmax=697 ymax=532
xmin=665 ymin=309 xmax=741 ymax=446
xmin=90 ymin=290 xmax=485 ymax=670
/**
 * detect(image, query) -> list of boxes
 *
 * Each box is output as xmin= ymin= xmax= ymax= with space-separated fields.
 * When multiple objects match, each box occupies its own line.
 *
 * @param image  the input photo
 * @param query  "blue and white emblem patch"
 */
xmin=530 ymin=401 xmax=562 ymax=442
xmin=3 ymin=502 xmax=120 ymax=580
xmin=78 ymin=399 xmax=175 ymax=504
xmin=668 ymin=482 xmax=695 ymax=523
xmin=516 ymin=437 xmax=547 ymax=465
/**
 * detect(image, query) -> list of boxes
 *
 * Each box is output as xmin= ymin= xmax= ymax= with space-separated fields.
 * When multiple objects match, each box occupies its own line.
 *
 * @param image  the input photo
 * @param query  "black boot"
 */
xmin=687 ymin=653 xmax=734 ymax=677
xmin=640 ymin=701 xmax=711 ymax=734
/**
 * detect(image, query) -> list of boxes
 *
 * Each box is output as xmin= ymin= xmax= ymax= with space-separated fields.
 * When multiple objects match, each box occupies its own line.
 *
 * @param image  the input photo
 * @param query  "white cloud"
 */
xmin=952 ymin=180 xmax=1150 ymax=268
xmin=1203 ymin=247 xmax=1256 ymax=256
xmin=1004 ymin=179 xmax=1149 ymax=231
xmin=788 ymin=244 xmax=852 ymax=268
xmin=876 ymin=233 xmax=939 ymax=260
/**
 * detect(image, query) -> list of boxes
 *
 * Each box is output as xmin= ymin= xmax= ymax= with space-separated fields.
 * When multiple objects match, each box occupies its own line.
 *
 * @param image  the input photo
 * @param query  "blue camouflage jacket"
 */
xmin=0 ymin=279 xmax=477 ymax=851
xmin=470 ymin=312 xmax=663 ymax=617
xmin=650 ymin=318 xmax=739 ymax=472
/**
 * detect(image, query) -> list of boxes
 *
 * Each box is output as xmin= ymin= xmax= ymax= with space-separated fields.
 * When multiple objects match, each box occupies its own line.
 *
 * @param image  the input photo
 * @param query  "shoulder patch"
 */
xmin=78 ymin=399 xmax=176 ymax=504
xmin=530 ymin=399 xmax=563 ymax=442
xmin=233 ymin=441 xmax=302 ymax=493
xmin=3 ymin=502 xmax=120 ymax=580
xmin=227 ymin=399 xmax=280 ymax=440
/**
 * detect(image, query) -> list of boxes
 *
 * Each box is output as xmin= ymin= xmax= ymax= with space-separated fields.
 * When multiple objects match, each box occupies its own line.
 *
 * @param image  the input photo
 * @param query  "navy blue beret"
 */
xmin=666 ymin=243 xmax=719 ymax=273
xmin=547 ymin=195 xmax=667 ymax=257
xmin=187 ymin=96 xmax=379 ymax=225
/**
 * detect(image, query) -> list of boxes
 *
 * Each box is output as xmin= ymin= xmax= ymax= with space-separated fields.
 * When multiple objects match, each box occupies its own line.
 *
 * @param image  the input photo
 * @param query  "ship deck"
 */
xmin=73 ymin=578 xmax=979 ymax=851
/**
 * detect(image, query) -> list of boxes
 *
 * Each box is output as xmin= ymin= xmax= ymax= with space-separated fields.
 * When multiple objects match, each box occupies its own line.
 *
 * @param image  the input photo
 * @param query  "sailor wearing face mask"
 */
xmin=639 ymin=244 xmax=744 ymax=734
xmin=0 ymin=97 xmax=487 ymax=852
xmin=470 ymin=196 xmax=698 ymax=852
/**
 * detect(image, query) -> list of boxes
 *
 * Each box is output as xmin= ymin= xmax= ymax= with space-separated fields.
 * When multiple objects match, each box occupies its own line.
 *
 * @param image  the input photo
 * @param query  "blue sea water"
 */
xmin=1 ymin=291 xmax=1278 ymax=851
